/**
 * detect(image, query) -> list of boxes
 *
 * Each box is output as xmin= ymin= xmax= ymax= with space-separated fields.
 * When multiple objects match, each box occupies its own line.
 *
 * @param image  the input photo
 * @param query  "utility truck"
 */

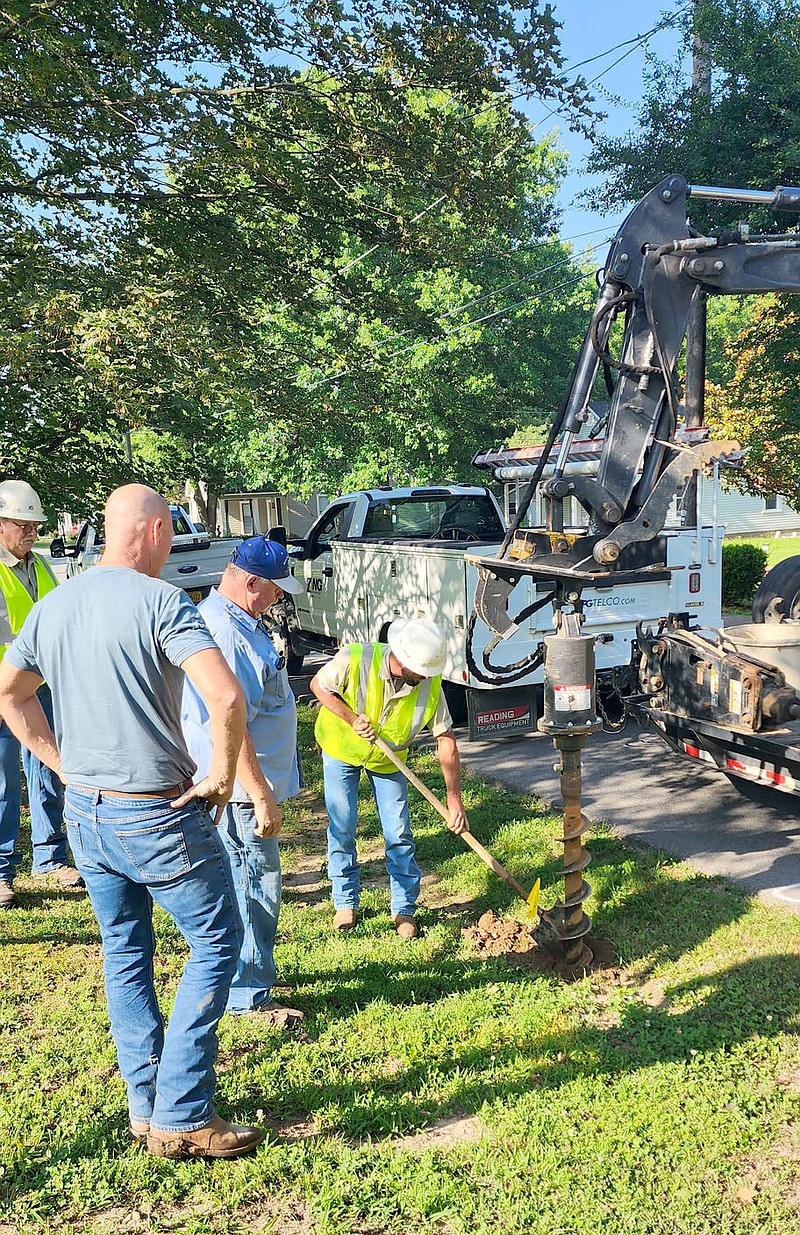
xmin=65 ymin=504 xmax=241 ymax=602
xmin=468 ymin=173 xmax=800 ymax=798
xmin=273 ymin=478 xmax=722 ymax=736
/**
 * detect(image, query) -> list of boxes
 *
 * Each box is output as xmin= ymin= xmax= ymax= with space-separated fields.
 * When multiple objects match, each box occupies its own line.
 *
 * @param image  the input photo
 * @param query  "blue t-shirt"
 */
xmin=182 ymin=588 xmax=301 ymax=803
xmin=6 ymin=567 xmax=218 ymax=792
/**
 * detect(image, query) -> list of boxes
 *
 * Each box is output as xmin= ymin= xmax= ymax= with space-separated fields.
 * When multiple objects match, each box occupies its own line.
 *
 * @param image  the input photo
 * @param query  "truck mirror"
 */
xmin=267 ymin=525 xmax=287 ymax=547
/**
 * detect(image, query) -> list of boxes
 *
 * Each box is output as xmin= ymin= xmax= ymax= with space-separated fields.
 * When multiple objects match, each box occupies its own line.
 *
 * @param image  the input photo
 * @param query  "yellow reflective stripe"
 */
xmin=409 ymin=676 xmax=433 ymax=739
xmin=315 ymin=642 xmax=442 ymax=771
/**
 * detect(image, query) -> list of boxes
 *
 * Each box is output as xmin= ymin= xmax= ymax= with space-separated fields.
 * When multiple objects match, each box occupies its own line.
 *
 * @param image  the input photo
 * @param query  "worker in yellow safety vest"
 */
xmin=310 ymin=618 xmax=469 ymax=939
xmin=0 ymin=480 xmax=84 ymax=908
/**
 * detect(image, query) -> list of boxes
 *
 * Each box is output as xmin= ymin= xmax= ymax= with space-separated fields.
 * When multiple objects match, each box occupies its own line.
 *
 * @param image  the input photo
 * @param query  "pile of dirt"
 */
xmin=462 ymin=909 xmax=617 ymax=980
xmin=463 ymin=909 xmax=535 ymax=957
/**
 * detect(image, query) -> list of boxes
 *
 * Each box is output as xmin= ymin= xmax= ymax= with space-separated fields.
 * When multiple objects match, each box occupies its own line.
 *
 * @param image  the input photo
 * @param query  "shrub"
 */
xmin=722 ymin=542 xmax=767 ymax=610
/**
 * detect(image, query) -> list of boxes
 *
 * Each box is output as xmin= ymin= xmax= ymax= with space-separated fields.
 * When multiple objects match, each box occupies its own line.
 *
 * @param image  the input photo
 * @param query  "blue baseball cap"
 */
xmin=230 ymin=536 xmax=304 ymax=593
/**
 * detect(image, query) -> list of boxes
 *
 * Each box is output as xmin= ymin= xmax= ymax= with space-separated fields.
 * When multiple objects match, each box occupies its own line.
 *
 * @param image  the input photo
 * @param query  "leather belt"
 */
xmin=70 ymin=780 xmax=193 ymax=800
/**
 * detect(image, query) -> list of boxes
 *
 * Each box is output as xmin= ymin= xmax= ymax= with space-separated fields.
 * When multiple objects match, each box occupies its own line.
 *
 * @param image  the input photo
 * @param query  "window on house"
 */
xmin=765 ymin=495 xmax=779 ymax=511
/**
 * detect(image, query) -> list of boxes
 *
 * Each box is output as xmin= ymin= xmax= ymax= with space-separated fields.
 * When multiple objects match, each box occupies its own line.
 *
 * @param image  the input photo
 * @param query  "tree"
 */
xmin=586 ymin=0 xmax=800 ymax=231
xmin=2 ymin=69 xmax=594 ymax=509
xmin=1 ymin=0 xmax=592 ymax=228
xmin=706 ymin=296 xmax=800 ymax=506
xmin=1 ymin=3 xmax=596 ymax=509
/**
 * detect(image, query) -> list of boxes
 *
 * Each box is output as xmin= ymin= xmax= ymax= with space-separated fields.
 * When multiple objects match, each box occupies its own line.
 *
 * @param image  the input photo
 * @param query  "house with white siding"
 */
xmin=699 ymin=486 xmax=800 ymax=536
xmin=218 ymin=490 xmax=328 ymax=539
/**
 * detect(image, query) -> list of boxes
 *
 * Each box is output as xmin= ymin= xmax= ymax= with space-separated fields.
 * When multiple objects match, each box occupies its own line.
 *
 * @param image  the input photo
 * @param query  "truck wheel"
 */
xmin=752 ymin=554 xmax=800 ymax=622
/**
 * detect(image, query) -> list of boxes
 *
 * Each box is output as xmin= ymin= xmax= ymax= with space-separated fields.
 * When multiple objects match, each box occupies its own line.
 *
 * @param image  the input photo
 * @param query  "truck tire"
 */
xmin=752 ymin=554 xmax=800 ymax=622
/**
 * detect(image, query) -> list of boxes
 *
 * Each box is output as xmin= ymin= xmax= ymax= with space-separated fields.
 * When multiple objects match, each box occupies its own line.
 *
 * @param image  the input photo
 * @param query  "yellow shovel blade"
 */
xmin=525 ymin=877 xmax=541 ymax=920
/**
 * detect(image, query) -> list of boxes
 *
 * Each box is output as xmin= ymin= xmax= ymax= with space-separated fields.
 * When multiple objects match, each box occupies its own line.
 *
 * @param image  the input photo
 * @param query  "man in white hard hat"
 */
xmin=0 ymin=479 xmax=82 ymax=909
xmin=310 ymin=618 xmax=469 ymax=939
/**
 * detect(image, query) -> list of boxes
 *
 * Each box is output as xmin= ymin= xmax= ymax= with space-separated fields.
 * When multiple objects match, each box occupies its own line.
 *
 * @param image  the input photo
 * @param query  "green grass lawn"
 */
xmin=724 ymin=534 xmax=800 ymax=570
xmin=2 ymin=709 xmax=800 ymax=1234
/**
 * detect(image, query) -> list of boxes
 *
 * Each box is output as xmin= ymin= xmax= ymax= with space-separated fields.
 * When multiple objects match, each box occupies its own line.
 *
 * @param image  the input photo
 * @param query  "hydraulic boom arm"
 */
xmin=468 ymin=173 xmax=800 ymax=682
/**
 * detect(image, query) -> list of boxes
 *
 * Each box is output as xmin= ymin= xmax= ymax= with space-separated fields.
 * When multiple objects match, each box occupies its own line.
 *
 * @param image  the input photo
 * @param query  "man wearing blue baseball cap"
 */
xmin=182 ymin=536 xmax=305 ymax=1025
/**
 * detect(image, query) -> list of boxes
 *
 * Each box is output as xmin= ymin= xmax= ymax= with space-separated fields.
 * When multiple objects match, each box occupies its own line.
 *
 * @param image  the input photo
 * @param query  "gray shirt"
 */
xmin=6 ymin=567 xmax=217 ymax=792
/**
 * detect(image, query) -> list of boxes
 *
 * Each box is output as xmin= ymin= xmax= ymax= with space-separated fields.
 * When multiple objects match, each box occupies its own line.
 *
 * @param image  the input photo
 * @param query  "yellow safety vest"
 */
xmin=315 ymin=643 xmax=442 ymax=773
xmin=0 ymin=555 xmax=57 ymax=662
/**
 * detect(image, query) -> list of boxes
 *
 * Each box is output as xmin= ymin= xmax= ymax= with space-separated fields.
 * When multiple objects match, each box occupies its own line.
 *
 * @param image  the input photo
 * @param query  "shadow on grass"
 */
xmin=2 ymin=717 xmax=786 ymax=1190
xmin=220 ymin=946 xmax=800 ymax=1142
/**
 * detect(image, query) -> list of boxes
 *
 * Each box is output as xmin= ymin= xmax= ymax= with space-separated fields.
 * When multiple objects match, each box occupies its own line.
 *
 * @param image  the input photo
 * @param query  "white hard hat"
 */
xmin=387 ymin=618 xmax=447 ymax=677
xmin=0 ymin=480 xmax=46 ymax=523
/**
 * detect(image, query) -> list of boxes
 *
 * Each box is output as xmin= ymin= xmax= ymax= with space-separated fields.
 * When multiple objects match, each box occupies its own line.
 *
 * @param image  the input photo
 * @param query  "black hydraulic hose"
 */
xmin=465 ymin=612 xmax=545 ymax=685
xmin=496 ymin=416 xmax=562 ymax=558
xmin=590 ymin=290 xmax=662 ymax=378
xmin=496 ymin=345 xmax=590 ymax=558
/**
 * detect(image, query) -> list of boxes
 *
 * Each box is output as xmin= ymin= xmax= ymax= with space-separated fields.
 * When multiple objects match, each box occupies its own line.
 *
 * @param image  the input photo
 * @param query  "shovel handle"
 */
xmin=372 ymin=735 xmax=530 ymax=904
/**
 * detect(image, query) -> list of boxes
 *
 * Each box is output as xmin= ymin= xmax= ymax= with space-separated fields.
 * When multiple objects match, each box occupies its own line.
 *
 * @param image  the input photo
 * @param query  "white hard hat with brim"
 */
xmin=387 ymin=618 xmax=447 ymax=677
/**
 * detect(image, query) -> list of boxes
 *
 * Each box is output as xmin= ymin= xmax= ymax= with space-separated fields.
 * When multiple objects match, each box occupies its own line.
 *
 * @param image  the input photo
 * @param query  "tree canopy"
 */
xmin=586 ymin=0 xmax=800 ymax=230
xmin=707 ymin=297 xmax=800 ymax=507
xmin=1 ymin=1 xmax=597 ymax=516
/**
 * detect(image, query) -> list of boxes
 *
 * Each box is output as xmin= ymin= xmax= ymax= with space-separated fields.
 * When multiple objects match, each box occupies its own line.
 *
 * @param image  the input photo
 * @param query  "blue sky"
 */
xmin=524 ymin=1 xmax=687 ymax=246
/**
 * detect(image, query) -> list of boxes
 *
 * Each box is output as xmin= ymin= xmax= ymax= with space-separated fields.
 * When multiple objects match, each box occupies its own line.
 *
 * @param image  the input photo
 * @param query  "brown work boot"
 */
xmin=129 ymin=1116 xmax=150 ymax=1142
xmin=146 ymin=1114 xmax=265 ymax=1159
xmin=392 ymin=914 xmax=418 ymax=940
xmin=0 ymin=880 xmax=16 ymax=910
xmin=32 ymin=866 xmax=86 ymax=890
xmin=249 ymin=999 xmax=304 ymax=1028
xmin=53 ymin=865 xmax=85 ymax=890
xmin=333 ymin=908 xmax=357 ymax=932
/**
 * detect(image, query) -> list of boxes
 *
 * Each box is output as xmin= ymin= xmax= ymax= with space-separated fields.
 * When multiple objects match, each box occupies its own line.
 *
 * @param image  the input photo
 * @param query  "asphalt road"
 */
xmin=291 ymin=652 xmax=800 ymax=915
xmin=460 ymin=721 xmax=800 ymax=912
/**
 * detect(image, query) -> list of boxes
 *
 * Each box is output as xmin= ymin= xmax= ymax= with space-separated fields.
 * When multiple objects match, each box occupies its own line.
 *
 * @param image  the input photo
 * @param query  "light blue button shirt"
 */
xmin=181 ymin=588 xmax=301 ymax=803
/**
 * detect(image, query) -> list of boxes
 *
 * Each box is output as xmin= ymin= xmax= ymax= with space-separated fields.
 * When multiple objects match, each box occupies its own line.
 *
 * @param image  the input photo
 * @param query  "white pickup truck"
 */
xmin=273 ymin=483 xmax=722 ymax=736
xmin=64 ymin=504 xmax=241 ymax=603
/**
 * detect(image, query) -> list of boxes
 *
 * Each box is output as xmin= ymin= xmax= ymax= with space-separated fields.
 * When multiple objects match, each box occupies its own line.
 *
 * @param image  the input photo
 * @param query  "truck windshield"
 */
xmin=172 ymin=512 xmax=193 ymax=536
xmin=362 ymin=495 xmax=503 ymax=541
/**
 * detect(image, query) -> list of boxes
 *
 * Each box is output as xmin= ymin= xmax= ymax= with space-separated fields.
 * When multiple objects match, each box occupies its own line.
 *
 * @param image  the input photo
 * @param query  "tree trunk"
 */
xmin=184 ymin=479 xmax=218 ymax=535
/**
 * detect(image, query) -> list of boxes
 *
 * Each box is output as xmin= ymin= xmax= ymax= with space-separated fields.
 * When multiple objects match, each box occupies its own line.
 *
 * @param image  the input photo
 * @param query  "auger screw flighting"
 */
xmin=535 ymin=598 xmax=600 ymax=971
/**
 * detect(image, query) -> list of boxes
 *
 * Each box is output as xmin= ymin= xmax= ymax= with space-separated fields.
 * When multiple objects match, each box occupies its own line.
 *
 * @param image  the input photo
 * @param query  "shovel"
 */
xmin=372 ymin=734 xmax=540 ymax=917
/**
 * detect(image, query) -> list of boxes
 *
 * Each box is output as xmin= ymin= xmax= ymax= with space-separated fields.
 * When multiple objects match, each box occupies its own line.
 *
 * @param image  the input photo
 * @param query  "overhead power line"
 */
xmin=304 ymin=267 xmax=594 ymax=389
xmin=327 ymin=238 xmax=611 ymax=363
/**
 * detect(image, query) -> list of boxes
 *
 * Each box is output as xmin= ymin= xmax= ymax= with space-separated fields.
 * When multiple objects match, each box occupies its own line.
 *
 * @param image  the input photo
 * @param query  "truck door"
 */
xmin=294 ymin=502 xmax=354 ymax=638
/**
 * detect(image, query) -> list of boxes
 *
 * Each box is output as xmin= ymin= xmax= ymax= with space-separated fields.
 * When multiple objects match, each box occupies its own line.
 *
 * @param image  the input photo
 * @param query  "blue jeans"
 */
xmin=64 ymin=787 xmax=241 ymax=1133
xmin=217 ymin=802 xmax=281 ymax=1014
xmin=323 ymin=752 xmax=421 ymax=916
xmin=0 ymin=685 xmax=67 ymax=882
